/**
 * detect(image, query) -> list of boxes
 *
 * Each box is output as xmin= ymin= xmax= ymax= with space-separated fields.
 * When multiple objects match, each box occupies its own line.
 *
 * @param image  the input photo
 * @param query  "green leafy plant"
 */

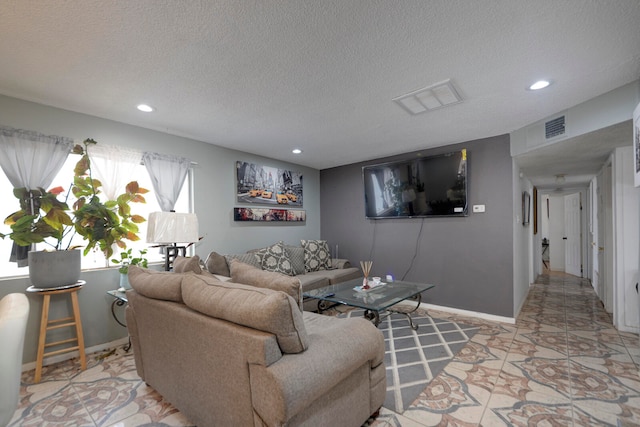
xmin=2 ymin=138 xmax=149 ymax=259
xmin=72 ymin=138 xmax=148 ymax=258
xmin=111 ymin=248 xmax=148 ymax=274
xmin=1 ymin=186 xmax=74 ymax=249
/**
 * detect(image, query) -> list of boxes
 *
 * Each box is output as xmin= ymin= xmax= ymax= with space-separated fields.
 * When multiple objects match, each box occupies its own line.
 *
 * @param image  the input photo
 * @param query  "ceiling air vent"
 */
xmin=545 ymin=116 xmax=565 ymax=139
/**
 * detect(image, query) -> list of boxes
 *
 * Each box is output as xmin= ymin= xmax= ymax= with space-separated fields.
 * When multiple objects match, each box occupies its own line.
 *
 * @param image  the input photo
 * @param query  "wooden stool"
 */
xmin=27 ymin=281 xmax=87 ymax=383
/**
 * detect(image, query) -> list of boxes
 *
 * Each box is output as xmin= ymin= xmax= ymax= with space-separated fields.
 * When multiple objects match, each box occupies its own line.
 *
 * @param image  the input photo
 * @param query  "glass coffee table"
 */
xmin=303 ymin=278 xmax=435 ymax=330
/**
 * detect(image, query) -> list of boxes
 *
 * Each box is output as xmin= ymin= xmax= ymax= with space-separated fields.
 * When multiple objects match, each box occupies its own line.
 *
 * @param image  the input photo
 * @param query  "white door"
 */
xmin=599 ymin=163 xmax=614 ymax=313
xmin=564 ymin=193 xmax=582 ymax=277
xmin=590 ymin=178 xmax=599 ymax=293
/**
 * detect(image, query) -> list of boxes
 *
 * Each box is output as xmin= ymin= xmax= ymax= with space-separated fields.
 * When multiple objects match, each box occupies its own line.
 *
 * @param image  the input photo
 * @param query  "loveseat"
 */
xmin=125 ymin=266 xmax=386 ymax=427
xmin=203 ymin=240 xmax=361 ymax=310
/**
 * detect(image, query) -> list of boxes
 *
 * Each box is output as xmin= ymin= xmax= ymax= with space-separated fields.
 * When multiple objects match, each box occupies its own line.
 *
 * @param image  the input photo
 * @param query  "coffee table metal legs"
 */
xmin=316 ymin=293 xmax=425 ymax=330
xmin=386 ymin=293 xmax=423 ymax=330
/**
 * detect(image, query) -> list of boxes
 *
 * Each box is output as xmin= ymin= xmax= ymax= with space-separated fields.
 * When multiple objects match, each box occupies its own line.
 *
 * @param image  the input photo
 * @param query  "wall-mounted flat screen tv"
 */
xmin=363 ymin=149 xmax=467 ymax=219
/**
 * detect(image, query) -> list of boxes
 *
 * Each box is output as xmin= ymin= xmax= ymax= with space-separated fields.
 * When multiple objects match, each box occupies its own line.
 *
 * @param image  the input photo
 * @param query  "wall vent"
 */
xmin=545 ymin=116 xmax=566 ymax=139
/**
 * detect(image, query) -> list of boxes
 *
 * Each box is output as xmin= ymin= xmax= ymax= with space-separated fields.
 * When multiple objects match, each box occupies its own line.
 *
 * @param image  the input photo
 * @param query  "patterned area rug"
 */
xmin=339 ymin=308 xmax=478 ymax=414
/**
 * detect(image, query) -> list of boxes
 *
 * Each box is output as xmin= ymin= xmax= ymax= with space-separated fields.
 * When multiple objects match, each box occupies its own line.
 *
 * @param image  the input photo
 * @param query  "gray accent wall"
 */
xmin=320 ymin=135 xmax=515 ymax=317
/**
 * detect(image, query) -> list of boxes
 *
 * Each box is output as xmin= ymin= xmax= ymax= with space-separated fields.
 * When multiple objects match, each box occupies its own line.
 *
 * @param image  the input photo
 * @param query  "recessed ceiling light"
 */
xmin=528 ymin=80 xmax=551 ymax=91
xmin=292 ymin=148 xmax=303 ymax=154
xmin=137 ymin=104 xmax=154 ymax=112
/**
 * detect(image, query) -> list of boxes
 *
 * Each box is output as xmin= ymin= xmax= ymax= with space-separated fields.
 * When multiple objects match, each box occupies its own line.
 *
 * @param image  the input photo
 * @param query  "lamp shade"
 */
xmin=146 ymin=212 xmax=199 ymax=244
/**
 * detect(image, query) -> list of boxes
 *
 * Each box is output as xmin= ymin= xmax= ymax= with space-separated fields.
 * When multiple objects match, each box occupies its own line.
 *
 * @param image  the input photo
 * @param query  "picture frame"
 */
xmin=234 ymin=207 xmax=306 ymax=222
xmin=236 ymin=161 xmax=303 ymax=206
xmin=533 ymin=187 xmax=538 ymax=234
xmin=634 ymin=101 xmax=640 ymax=187
xmin=522 ymin=191 xmax=531 ymax=226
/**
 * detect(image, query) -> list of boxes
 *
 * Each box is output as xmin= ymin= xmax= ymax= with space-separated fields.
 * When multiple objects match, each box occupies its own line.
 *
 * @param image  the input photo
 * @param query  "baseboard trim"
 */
xmin=21 ymin=337 xmax=129 ymax=373
xmin=410 ymin=301 xmax=516 ymax=325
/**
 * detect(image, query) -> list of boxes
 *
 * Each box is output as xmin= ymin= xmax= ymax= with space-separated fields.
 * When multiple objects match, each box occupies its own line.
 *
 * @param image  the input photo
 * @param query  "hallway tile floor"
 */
xmin=373 ymin=272 xmax=640 ymax=426
xmin=8 ymin=272 xmax=640 ymax=426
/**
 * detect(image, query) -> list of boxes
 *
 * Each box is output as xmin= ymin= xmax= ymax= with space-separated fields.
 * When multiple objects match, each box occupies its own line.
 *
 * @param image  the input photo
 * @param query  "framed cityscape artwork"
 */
xmin=236 ymin=161 xmax=303 ymax=206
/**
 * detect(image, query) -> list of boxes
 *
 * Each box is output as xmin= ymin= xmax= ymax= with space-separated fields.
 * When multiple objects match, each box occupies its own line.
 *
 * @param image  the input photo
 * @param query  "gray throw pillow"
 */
xmin=284 ymin=245 xmax=305 ymax=275
xmin=224 ymin=253 xmax=261 ymax=269
xmin=205 ymin=251 xmax=230 ymax=276
xmin=255 ymin=241 xmax=295 ymax=276
xmin=301 ymin=239 xmax=332 ymax=272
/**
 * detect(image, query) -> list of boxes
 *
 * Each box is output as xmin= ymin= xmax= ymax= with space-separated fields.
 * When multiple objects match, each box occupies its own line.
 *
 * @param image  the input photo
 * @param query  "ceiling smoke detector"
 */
xmin=555 ymin=174 xmax=566 ymax=184
xmin=393 ymin=79 xmax=463 ymax=115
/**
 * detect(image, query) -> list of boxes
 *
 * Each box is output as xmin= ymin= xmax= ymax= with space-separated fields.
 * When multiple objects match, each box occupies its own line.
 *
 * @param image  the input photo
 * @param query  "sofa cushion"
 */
xmin=304 ymin=267 xmax=361 ymax=285
xmin=205 ymin=251 xmax=230 ymax=276
xmin=229 ymin=259 xmax=303 ymax=310
xmin=255 ymin=242 xmax=295 ymax=276
xmin=301 ymin=239 xmax=332 ymax=272
xmin=128 ymin=266 xmax=184 ymax=302
xmin=181 ymin=273 xmax=309 ymax=354
xmin=173 ymin=255 xmax=202 ymax=274
xmin=284 ymin=245 xmax=306 ymax=275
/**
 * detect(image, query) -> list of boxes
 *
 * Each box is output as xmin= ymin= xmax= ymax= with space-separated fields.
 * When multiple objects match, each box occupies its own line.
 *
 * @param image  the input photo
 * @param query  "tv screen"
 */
xmin=363 ymin=149 xmax=467 ymax=219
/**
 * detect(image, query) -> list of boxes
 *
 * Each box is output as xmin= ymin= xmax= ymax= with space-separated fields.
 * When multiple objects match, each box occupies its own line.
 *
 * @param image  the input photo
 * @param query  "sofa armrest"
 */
xmin=332 ymin=258 xmax=351 ymax=269
xmin=249 ymin=314 xmax=384 ymax=425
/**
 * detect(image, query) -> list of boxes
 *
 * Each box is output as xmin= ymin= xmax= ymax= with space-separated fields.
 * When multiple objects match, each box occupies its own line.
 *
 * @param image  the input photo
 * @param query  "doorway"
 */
xmin=540 ymin=191 xmax=583 ymax=277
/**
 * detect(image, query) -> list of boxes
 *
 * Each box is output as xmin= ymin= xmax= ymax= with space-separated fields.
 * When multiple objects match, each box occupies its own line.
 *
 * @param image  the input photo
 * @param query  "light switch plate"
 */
xmin=473 ymin=204 xmax=485 ymax=213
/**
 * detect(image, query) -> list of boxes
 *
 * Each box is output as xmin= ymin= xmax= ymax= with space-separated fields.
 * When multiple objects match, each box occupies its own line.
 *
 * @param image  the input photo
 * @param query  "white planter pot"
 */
xmin=28 ymin=250 xmax=81 ymax=288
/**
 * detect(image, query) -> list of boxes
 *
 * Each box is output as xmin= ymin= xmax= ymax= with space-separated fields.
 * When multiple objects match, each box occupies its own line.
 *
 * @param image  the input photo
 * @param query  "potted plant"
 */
xmin=1 ymin=138 xmax=148 ymax=288
xmin=111 ymin=248 xmax=148 ymax=289
xmin=71 ymin=138 xmax=148 ymax=259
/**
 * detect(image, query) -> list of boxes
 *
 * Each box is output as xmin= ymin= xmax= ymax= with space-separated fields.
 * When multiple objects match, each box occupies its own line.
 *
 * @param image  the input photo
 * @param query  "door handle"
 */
xmin=562 ymin=237 xmax=567 ymax=240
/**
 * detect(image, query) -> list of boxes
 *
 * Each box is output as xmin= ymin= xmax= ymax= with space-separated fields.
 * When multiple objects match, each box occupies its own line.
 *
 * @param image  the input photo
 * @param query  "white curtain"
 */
xmin=142 ymin=152 xmax=191 ymax=212
xmin=0 ymin=126 xmax=74 ymax=265
xmin=88 ymin=144 xmax=143 ymax=201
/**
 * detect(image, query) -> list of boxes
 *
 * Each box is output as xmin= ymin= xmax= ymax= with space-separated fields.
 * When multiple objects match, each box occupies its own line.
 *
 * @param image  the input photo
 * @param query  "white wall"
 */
xmin=513 ymin=161 xmax=532 ymax=317
xmin=511 ymin=80 xmax=640 ymax=156
xmin=612 ymin=146 xmax=640 ymax=332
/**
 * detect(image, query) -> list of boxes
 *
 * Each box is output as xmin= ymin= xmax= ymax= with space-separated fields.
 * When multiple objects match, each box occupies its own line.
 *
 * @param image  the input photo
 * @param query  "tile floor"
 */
xmin=9 ymin=271 xmax=640 ymax=426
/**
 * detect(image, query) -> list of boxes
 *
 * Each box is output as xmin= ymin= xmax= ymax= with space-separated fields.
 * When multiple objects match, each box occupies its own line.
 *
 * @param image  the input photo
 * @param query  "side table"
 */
xmin=107 ymin=289 xmax=130 ymax=351
xmin=27 ymin=281 xmax=87 ymax=383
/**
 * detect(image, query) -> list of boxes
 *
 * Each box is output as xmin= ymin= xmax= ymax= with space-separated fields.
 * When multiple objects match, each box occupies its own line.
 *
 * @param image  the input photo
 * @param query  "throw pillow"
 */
xmin=284 ymin=245 xmax=305 ymax=275
xmin=229 ymin=258 xmax=303 ymax=310
xmin=301 ymin=239 xmax=332 ymax=272
xmin=205 ymin=251 xmax=230 ymax=276
xmin=255 ymin=242 xmax=295 ymax=276
xmin=224 ymin=253 xmax=261 ymax=269
xmin=173 ymin=255 xmax=202 ymax=274
xmin=128 ymin=265 xmax=184 ymax=302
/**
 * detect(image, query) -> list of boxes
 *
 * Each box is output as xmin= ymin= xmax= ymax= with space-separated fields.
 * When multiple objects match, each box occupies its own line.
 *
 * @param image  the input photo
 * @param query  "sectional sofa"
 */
xmin=125 ymin=265 xmax=386 ymax=426
xmin=203 ymin=240 xmax=362 ymax=310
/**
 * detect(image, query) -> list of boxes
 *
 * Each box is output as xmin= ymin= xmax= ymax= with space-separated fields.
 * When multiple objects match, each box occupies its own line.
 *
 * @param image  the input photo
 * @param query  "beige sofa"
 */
xmin=204 ymin=241 xmax=361 ymax=310
xmin=125 ymin=266 xmax=386 ymax=427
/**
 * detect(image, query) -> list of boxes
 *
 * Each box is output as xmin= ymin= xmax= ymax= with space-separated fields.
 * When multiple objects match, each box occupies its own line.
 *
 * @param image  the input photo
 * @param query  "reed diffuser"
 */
xmin=360 ymin=261 xmax=373 ymax=289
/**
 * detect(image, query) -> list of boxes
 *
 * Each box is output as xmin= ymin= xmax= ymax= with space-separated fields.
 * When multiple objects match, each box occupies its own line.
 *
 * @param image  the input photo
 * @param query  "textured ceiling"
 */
xmin=0 ymin=0 xmax=639 ymax=175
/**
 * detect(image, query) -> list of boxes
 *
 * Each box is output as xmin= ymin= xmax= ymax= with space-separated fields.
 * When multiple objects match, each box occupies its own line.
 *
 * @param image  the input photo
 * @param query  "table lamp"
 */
xmin=146 ymin=211 xmax=199 ymax=271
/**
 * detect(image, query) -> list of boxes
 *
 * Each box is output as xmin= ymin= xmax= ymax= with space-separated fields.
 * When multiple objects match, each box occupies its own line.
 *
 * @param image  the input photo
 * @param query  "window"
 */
xmin=0 ymin=151 xmax=190 ymax=278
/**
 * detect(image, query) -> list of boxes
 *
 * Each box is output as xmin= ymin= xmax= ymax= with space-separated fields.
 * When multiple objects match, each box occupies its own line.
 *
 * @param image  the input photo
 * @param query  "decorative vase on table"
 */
xmin=28 ymin=249 xmax=81 ymax=288
xmin=119 ymin=273 xmax=131 ymax=290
